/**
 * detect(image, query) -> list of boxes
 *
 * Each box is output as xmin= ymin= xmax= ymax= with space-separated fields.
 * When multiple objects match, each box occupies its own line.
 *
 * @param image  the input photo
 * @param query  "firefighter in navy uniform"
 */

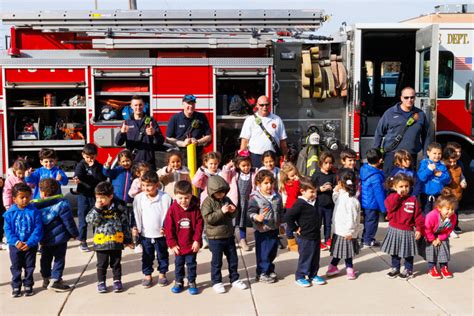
xmin=165 ymin=94 xmax=212 ymax=164
xmin=115 ymin=96 xmax=165 ymax=169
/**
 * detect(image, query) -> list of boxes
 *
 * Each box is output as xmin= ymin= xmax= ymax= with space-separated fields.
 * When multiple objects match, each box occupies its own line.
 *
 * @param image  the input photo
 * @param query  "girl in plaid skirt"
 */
xmin=326 ymin=169 xmax=361 ymax=280
xmin=381 ymin=174 xmax=424 ymax=280
xmin=418 ymin=190 xmax=457 ymax=279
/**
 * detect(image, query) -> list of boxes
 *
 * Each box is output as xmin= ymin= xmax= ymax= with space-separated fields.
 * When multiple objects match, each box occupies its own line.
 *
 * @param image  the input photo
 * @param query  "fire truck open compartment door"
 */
xmin=415 ymin=24 xmax=439 ymax=146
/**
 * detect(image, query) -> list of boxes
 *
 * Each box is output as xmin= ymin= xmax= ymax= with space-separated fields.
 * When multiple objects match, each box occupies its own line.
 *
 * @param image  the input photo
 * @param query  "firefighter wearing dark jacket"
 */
xmin=373 ymin=87 xmax=430 ymax=176
xmin=115 ymin=96 xmax=164 ymax=168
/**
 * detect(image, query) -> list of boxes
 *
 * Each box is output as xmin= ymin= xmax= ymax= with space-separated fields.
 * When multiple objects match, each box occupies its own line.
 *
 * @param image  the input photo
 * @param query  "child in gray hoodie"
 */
xmin=201 ymin=175 xmax=248 ymax=294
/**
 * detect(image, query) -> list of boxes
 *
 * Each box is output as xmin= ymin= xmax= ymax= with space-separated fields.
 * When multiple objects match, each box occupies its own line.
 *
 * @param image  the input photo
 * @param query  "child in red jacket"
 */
xmin=418 ymin=190 xmax=457 ymax=279
xmin=381 ymin=174 xmax=424 ymax=280
xmin=165 ymin=180 xmax=204 ymax=295
xmin=278 ymin=162 xmax=301 ymax=252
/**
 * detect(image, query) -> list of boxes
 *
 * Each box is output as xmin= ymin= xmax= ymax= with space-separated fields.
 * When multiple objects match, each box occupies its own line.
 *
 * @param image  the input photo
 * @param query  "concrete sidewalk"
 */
xmin=0 ymin=217 xmax=473 ymax=316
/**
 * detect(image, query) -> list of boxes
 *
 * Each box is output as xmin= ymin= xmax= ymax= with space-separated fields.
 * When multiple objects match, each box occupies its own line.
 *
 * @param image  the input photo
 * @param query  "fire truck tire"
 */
xmin=312 ymin=63 xmax=322 ymax=86
xmin=302 ymin=51 xmax=312 ymax=77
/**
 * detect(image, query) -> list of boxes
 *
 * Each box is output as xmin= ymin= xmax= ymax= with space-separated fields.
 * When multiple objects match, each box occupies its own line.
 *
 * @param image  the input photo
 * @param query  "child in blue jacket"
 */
xmin=417 ymin=142 xmax=451 ymax=216
xmin=25 ymin=148 xmax=68 ymax=200
xmin=103 ymin=149 xmax=133 ymax=204
xmin=360 ymin=148 xmax=386 ymax=247
xmin=33 ymin=178 xmax=78 ymax=292
xmin=3 ymin=183 xmax=43 ymax=297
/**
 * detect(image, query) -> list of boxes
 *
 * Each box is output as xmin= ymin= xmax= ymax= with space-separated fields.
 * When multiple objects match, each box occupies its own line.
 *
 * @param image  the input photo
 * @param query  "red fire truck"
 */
xmin=1 ymin=7 xmax=473 ymax=202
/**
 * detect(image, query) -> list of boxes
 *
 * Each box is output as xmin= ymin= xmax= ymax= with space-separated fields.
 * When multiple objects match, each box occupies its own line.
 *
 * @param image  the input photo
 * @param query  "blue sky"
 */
xmin=0 ymin=0 xmax=465 ymax=49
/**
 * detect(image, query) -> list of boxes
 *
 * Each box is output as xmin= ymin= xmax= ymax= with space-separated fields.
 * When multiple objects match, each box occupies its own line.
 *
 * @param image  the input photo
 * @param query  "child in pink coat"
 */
xmin=418 ymin=189 xmax=457 ymax=279
xmin=220 ymin=153 xmax=257 ymax=251
xmin=3 ymin=159 xmax=29 ymax=210
xmin=192 ymin=152 xmax=221 ymax=206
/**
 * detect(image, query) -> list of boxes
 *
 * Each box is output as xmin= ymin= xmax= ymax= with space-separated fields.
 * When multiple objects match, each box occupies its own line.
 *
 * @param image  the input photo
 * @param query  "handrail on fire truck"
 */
xmin=1 ymin=9 xmax=328 ymax=49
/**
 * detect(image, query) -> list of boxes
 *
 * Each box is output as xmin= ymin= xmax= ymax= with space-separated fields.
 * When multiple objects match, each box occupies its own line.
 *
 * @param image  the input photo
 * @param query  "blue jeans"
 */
xmin=9 ymin=246 xmax=37 ymax=289
xmin=391 ymin=255 xmax=414 ymax=271
xmin=141 ymin=236 xmax=169 ymax=275
xmin=254 ymin=229 xmax=279 ymax=276
xmin=296 ymin=237 xmax=320 ymax=280
xmin=319 ymin=205 xmax=334 ymax=242
xmin=77 ymin=195 xmax=95 ymax=241
xmin=174 ymin=253 xmax=197 ymax=283
xmin=40 ymin=243 xmax=67 ymax=280
xmin=363 ymin=209 xmax=379 ymax=244
xmin=208 ymin=237 xmax=239 ymax=285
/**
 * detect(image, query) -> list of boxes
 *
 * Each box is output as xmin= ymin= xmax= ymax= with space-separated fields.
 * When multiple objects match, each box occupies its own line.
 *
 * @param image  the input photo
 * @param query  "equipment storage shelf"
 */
xmin=5 ymin=87 xmax=87 ymax=152
xmin=93 ymin=68 xmax=151 ymax=123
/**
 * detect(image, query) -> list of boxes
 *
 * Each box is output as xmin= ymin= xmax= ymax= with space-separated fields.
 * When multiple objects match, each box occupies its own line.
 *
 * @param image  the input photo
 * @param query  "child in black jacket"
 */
xmin=74 ymin=143 xmax=106 ymax=252
xmin=285 ymin=177 xmax=326 ymax=287
xmin=311 ymin=151 xmax=337 ymax=250
xmin=86 ymin=182 xmax=132 ymax=294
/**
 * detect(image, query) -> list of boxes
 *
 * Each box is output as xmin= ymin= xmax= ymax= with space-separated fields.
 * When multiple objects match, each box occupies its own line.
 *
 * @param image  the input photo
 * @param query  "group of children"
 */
xmin=0 ymin=139 xmax=467 ymax=297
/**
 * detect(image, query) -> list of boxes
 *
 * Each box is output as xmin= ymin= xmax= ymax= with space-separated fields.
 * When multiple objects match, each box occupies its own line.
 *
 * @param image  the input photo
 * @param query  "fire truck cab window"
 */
xmin=438 ymin=51 xmax=454 ymax=98
xmin=380 ymin=61 xmax=401 ymax=97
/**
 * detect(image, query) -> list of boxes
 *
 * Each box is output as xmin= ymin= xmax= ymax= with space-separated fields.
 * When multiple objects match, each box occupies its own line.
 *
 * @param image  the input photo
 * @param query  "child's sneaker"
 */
xmin=398 ymin=270 xmax=413 ymax=280
xmin=157 ymin=274 xmax=168 ymax=287
xmin=450 ymin=231 xmax=459 ymax=239
xmin=326 ymin=264 xmax=340 ymax=277
xmin=231 ymin=279 xmax=248 ymax=290
xmin=42 ymin=278 xmax=50 ymax=289
xmin=369 ymin=240 xmax=380 ymax=247
xmin=212 ymin=282 xmax=226 ymax=294
xmin=269 ymin=272 xmax=278 ymax=281
xmin=346 ymin=268 xmax=357 ymax=280
xmin=24 ymin=286 xmax=34 ymax=296
xmin=295 ymin=278 xmax=311 ymax=287
xmin=11 ymin=288 xmax=21 ymax=298
xmin=142 ymin=276 xmax=152 ymax=288
xmin=171 ymin=282 xmax=184 ymax=294
xmin=48 ymin=279 xmax=71 ymax=292
xmin=113 ymin=280 xmax=123 ymax=293
xmin=259 ymin=274 xmax=276 ymax=284
xmin=320 ymin=241 xmax=328 ymax=251
xmin=0 ymin=242 xmax=7 ymax=250
xmin=97 ymin=282 xmax=107 ymax=293
xmin=386 ymin=268 xmax=400 ymax=279
xmin=79 ymin=242 xmax=89 ymax=252
xmin=441 ymin=266 xmax=453 ymax=278
xmin=312 ymin=275 xmax=326 ymax=285
xmin=453 ymin=226 xmax=462 ymax=234
xmin=188 ymin=282 xmax=199 ymax=295
xmin=429 ymin=266 xmax=442 ymax=279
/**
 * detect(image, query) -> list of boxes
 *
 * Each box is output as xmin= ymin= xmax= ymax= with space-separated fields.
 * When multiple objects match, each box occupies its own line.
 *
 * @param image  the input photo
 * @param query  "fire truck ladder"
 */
xmin=2 ymin=9 xmax=327 ymax=49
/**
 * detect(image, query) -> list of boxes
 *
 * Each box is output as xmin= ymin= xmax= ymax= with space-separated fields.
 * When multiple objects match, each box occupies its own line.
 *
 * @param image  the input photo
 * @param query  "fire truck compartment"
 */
xmin=359 ymin=29 xmax=417 ymax=157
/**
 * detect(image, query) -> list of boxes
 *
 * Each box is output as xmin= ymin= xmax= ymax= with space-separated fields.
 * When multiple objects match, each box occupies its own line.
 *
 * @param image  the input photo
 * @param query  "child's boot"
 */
xmin=287 ymin=238 xmax=298 ymax=251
